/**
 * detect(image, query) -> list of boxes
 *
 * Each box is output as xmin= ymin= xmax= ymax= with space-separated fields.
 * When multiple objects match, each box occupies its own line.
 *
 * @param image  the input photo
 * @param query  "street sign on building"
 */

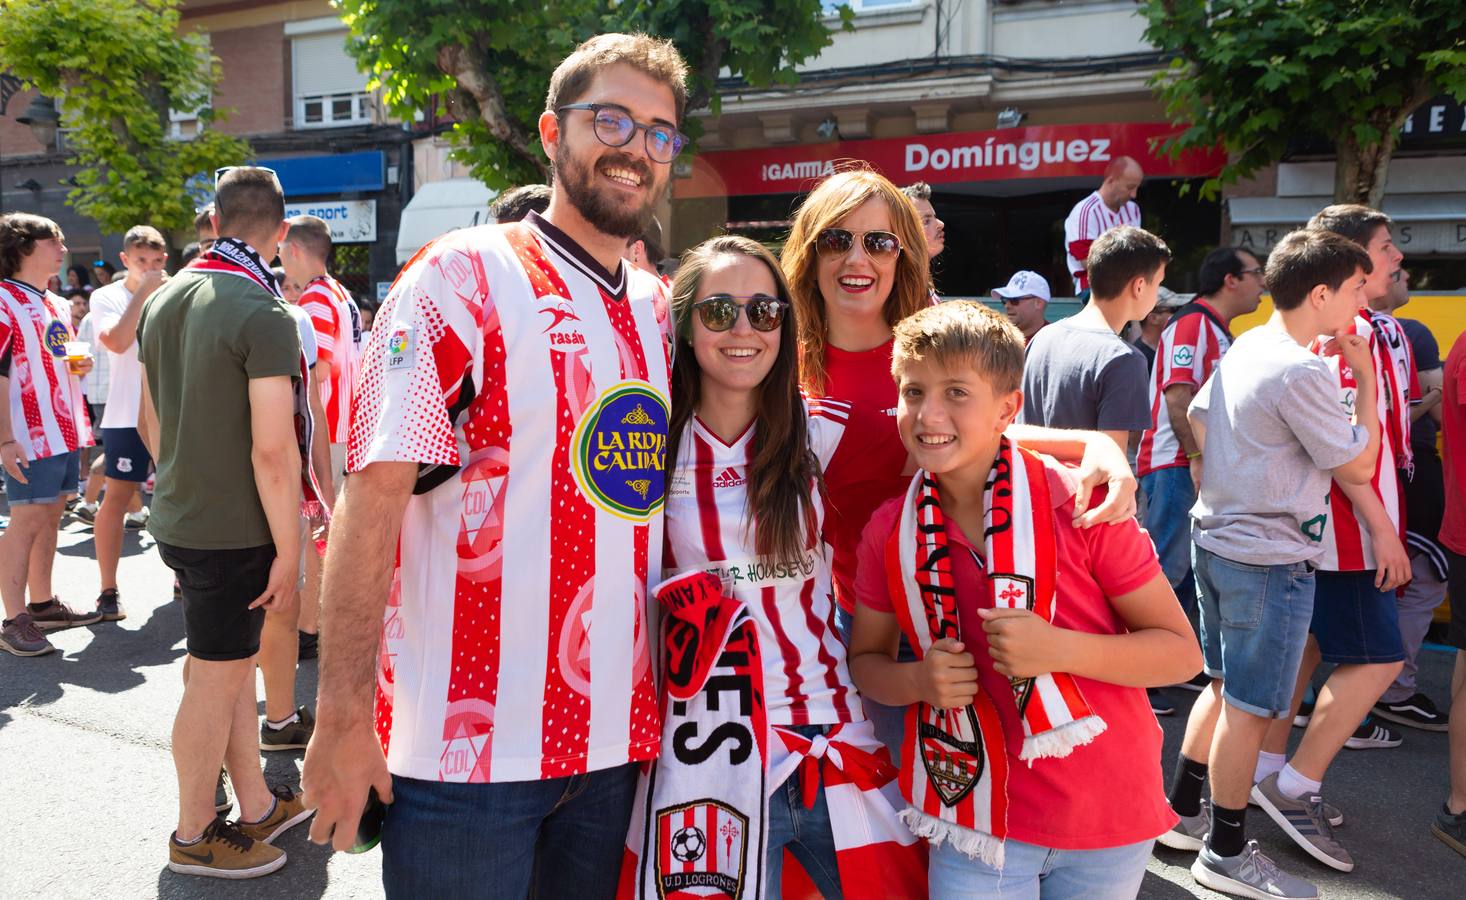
xmin=283 ymin=198 xmax=377 ymax=243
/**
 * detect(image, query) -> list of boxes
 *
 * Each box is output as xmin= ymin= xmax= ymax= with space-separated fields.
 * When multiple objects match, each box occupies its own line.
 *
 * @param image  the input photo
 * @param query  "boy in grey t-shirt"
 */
xmin=1161 ymin=230 xmax=1381 ymax=900
xmin=1022 ymin=225 xmax=1168 ymax=450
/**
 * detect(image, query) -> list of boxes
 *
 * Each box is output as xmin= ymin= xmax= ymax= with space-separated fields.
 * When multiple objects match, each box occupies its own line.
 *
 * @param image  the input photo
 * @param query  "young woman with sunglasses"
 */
xmin=657 ymin=235 xmax=920 ymax=898
xmin=782 ymin=169 xmax=1142 ymax=758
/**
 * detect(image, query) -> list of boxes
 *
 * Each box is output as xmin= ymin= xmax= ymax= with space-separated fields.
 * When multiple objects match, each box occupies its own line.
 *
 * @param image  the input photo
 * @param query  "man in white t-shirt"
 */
xmin=1064 ymin=156 xmax=1143 ymax=294
xmin=88 ymin=225 xmax=169 ymax=620
xmin=303 ymin=33 xmax=687 ymax=897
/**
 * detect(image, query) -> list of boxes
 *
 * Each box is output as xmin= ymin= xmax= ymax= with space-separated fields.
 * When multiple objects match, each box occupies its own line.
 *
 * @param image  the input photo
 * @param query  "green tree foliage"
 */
xmin=1141 ymin=0 xmax=1466 ymax=206
xmin=0 ymin=0 xmax=250 ymax=234
xmin=338 ymin=0 xmax=850 ymax=189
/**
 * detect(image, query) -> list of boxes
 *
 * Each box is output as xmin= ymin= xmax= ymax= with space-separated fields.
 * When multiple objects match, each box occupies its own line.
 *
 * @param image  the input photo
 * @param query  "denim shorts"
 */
xmin=928 ymin=836 xmax=1154 ymax=899
xmin=1310 ymin=569 xmax=1405 ymax=664
xmin=1194 ymin=545 xmax=1316 ymax=719
xmin=3 ymin=448 xmax=80 ymax=505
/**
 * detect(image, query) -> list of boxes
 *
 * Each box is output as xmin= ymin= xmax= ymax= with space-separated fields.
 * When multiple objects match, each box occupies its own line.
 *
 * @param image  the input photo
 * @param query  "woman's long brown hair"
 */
xmin=781 ymin=167 xmax=932 ymax=396
xmin=667 ymin=235 xmax=819 ymax=565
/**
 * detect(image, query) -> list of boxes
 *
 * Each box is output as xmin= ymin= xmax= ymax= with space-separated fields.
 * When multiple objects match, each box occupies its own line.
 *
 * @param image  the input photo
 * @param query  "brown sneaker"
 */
xmin=237 ymin=784 xmax=316 ymax=845
xmin=27 ymin=596 xmax=102 ymax=631
xmin=0 ymin=613 xmax=56 ymax=656
xmin=167 ymin=817 xmax=286 ymax=879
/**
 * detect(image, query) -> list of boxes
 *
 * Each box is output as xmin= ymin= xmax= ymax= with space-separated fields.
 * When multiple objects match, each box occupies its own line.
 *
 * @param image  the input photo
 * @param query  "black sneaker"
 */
xmin=1294 ymin=693 xmax=1316 ymax=728
xmin=1149 ymin=688 xmax=1175 ymax=716
xmin=1434 ymin=804 xmax=1466 ymax=858
xmin=1373 ymin=692 xmax=1449 ymax=732
xmin=297 ymin=630 xmax=318 ymax=661
xmin=260 ymin=706 xmax=314 ymax=752
xmin=1173 ymin=672 xmax=1211 ymax=693
xmin=1344 ymin=720 xmax=1402 ymax=750
xmin=96 ymin=588 xmax=125 ymax=622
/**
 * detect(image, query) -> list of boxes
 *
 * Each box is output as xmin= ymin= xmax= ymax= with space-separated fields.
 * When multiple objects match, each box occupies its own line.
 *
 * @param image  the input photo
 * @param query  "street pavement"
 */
xmin=1 ymin=512 xmax=1461 ymax=898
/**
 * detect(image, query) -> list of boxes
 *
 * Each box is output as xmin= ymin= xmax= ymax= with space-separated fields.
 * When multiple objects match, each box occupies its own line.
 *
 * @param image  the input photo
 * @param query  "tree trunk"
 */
xmin=436 ymin=44 xmax=549 ymax=180
xmin=1333 ymin=133 xmax=1395 ymax=209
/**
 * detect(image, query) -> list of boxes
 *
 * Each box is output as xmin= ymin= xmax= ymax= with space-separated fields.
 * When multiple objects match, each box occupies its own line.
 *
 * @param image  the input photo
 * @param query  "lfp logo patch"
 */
xmin=572 ymin=381 xmax=668 ymax=522
xmin=385 ymin=326 xmax=414 ymax=371
xmin=45 ymin=320 xmax=70 ymax=357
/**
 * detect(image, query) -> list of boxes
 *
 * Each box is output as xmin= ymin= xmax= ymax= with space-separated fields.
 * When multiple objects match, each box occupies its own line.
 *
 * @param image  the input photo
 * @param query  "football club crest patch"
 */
xmin=654 ymin=800 xmax=748 ymax=899
xmin=917 ymin=703 xmax=985 ymax=807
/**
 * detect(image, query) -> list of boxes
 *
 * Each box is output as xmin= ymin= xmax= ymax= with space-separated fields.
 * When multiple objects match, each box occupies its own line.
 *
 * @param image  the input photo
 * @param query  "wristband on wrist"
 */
xmin=1186 ymin=450 xmax=1203 ymax=460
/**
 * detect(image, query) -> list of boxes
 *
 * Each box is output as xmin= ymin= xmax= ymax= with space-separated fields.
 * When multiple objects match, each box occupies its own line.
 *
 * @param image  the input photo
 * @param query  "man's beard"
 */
xmin=554 ymin=145 xmax=659 ymax=241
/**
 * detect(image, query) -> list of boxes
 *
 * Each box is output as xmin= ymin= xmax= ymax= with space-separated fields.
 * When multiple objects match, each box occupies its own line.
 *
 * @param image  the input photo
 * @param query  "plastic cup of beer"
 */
xmin=64 ymin=340 xmax=91 ymax=374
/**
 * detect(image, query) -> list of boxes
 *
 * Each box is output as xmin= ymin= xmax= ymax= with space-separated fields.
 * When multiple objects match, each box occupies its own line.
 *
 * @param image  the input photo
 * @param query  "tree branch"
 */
xmin=436 ymin=43 xmax=549 ymax=180
xmin=685 ymin=19 xmax=728 ymax=115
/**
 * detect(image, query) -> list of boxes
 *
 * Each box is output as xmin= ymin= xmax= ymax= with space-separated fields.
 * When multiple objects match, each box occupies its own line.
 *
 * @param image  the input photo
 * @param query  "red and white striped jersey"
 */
xmin=1311 ymin=311 xmax=1418 ymax=572
xmin=349 ymin=211 xmax=671 ymax=783
xmin=298 ymin=274 xmax=359 ymax=444
xmin=663 ymin=401 xmax=862 ymax=727
xmin=1136 ymin=300 xmax=1232 ymax=477
xmin=1063 ymin=190 xmax=1141 ymax=292
xmin=0 ymin=279 xmax=91 ymax=460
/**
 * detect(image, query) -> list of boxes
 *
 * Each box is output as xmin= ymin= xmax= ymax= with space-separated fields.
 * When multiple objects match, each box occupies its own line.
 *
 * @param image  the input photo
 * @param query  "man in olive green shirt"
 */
xmin=138 ymin=167 xmax=313 ymax=879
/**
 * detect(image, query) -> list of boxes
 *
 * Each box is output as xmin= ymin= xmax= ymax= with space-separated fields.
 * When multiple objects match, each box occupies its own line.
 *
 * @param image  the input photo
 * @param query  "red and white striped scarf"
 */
xmin=621 ymin=571 xmax=922 ymax=899
xmin=1310 ymin=311 xmax=1412 ymax=475
xmin=884 ymin=439 xmax=1105 ymax=866
xmin=187 ymin=238 xmax=329 ymax=523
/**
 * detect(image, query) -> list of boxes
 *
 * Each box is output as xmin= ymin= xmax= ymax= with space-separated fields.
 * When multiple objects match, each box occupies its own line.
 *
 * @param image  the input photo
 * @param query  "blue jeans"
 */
xmin=381 ymin=764 xmax=638 ymax=899
xmin=767 ymin=725 xmax=843 ymax=899
xmin=929 ymin=837 xmax=1153 ymax=899
xmin=1194 ymin=545 xmax=1316 ymax=719
xmin=834 ymin=605 xmax=913 ymax=766
xmin=1139 ymin=466 xmax=1196 ymax=612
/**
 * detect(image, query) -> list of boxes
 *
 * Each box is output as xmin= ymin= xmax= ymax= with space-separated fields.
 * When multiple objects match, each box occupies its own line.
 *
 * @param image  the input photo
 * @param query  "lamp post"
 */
xmin=1 ymin=73 xmax=63 ymax=213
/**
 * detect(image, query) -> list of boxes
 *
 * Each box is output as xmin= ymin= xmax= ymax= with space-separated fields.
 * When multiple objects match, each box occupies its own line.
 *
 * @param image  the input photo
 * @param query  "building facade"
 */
xmin=0 ymin=0 xmax=413 ymax=305
xmin=672 ymin=0 xmax=1224 ymax=297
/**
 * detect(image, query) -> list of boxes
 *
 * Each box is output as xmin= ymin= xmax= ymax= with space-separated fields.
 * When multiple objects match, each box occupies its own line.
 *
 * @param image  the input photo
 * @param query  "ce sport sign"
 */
xmin=674 ymin=122 xmax=1224 ymax=198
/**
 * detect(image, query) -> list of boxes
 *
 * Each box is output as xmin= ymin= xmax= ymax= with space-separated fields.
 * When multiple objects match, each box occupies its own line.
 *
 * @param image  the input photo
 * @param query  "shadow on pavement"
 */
xmin=0 ymin=590 xmax=186 ymax=731
xmin=1140 ymin=870 xmax=1201 ymax=899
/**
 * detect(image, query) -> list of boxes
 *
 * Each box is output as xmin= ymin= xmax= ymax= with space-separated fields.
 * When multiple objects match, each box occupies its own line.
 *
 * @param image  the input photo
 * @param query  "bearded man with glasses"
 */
xmin=303 ymin=34 xmax=686 ymax=898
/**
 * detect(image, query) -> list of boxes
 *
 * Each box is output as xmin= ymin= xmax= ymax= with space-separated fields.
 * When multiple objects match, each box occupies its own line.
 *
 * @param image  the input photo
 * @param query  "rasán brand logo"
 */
xmin=572 ymin=381 xmax=668 ymax=521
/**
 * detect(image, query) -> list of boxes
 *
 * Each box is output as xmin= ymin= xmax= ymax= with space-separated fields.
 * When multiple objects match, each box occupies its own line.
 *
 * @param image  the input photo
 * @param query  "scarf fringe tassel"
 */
xmin=899 ymin=807 xmax=1006 ymax=869
xmin=1019 ymin=714 xmax=1108 ymax=764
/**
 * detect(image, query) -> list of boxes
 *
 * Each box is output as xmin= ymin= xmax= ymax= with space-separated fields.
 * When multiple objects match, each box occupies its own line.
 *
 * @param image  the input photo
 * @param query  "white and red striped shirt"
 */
xmin=1312 ymin=311 xmax=1418 ymax=571
xmin=1136 ymin=300 xmax=1232 ymax=477
xmin=350 ymin=211 xmax=671 ymax=783
xmin=0 ymin=279 xmax=91 ymax=461
xmin=1063 ymin=190 xmax=1141 ymax=292
xmin=299 ymin=274 xmax=359 ymax=443
xmin=663 ymin=401 xmax=862 ymax=727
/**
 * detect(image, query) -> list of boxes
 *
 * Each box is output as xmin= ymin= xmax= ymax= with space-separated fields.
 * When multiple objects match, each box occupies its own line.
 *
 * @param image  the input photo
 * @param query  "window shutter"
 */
xmin=292 ymin=32 xmax=365 ymax=98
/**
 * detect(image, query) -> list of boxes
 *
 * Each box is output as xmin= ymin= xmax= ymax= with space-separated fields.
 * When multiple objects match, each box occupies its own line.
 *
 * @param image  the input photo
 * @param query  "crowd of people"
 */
xmin=0 ymin=29 xmax=1462 ymax=900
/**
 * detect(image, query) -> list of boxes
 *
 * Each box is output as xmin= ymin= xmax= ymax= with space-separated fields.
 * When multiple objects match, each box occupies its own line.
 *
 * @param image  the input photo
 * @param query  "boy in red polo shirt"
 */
xmin=847 ymin=301 xmax=1201 ymax=895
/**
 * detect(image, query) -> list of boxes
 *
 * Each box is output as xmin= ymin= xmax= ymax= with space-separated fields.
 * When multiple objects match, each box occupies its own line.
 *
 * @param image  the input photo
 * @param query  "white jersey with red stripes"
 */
xmin=1063 ymin=190 xmax=1141 ymax=292
xmin=1137 ymin=300 xmax=1232 ymax=477
xmin=350 ymin=211 xmax=671 ymax=783
xmin=298 ymin=274 xmax=359 ymax=443
xmin=0 ymin=279 xmax=91 ymax=461
xmin=663 ymin=399 xmax=862 ymax=727
xmin=1312 ymin=311 xmax=1417 ymax=572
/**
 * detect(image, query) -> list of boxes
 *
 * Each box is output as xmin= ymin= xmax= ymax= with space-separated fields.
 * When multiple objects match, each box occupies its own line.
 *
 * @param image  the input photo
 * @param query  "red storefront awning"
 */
xmin=674 ymin=121 xmax=1224 ymax=199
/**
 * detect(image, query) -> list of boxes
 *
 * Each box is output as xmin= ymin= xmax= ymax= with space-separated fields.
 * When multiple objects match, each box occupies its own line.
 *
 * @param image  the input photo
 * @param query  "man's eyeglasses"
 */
xmin=814 ymin=228 xmax=902 ymax=260
xmin=1238 ymin=267 xmax=1264 ymax=278
xmin=556 ymin=103 xmax=687 ymax=164
xmin=690 ymin=294 xmax=788 ymax=333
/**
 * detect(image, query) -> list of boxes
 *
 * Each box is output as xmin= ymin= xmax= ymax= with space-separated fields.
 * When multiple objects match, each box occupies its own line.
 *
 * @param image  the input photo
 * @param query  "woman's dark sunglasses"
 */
xmin=556 ymin=103 xmax=688 ymax=164
xmin=814 ymin=228 xmax=902 ymax=260
xmin=691 ymin=294 xmax=788 ymax=332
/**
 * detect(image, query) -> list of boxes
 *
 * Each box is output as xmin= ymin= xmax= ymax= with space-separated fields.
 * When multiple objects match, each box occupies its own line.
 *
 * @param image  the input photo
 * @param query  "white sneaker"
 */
xmin=124 ymin=506 xmax=150 ymax=530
